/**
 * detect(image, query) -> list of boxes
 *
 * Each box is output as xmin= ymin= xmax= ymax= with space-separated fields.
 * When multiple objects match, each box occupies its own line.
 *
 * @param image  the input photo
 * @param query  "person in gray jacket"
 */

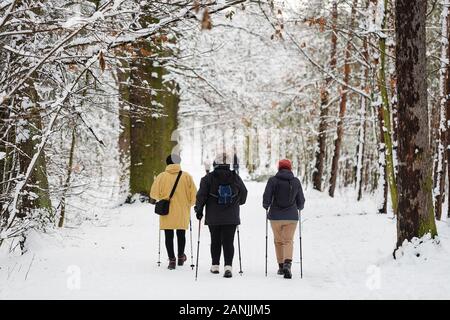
xmin=262 ymin=159 xmax=305 ymax=279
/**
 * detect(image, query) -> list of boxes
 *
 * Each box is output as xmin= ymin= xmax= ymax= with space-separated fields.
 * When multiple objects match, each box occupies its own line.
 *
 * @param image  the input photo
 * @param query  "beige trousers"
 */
xmin=270 ymin=220 xmax=298 ymax=264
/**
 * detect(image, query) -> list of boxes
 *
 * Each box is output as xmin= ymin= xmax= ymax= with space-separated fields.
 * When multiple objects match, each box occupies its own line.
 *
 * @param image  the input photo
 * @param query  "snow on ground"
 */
xmin=1 ymin=173 xmax=450 ymax=299
xmin=1 ymin=140 xmax=450 ymax=299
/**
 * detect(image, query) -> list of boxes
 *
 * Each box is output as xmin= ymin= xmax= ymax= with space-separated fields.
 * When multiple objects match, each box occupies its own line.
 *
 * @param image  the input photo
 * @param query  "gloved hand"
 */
xmin=194 ymin=206 xmax=203 ymax=220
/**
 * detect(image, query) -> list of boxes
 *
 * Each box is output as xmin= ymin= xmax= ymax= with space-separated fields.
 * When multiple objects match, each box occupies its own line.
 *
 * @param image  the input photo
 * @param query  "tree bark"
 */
xmin=16 ymin=79 xmax=52 ymax=219
xmin=356 ymin=7 xmax=371 ymax=201
xmin=395 ymin=0 xmax=438 ymax=248
xmin=377 ymin=0 xmax=398 ymax=215
xmin=435 ymin=0 xmax=449 ymax=221
xmin=127 ymin=40 xmax=179 ymax=196
xmin=0 ymin=99 xmax=14 ymax=201
xmin=58 ymin=125 xmax=76 ymax=228
xmin=117 ymin=58 xmax=132 ymax=199
xmin=313 ymin=0 xmax=338 ymax=191
xmin=329 ymin=0 xmax=358 ymax=197
xmin=447 ymin=12 xmax=450 ymax=219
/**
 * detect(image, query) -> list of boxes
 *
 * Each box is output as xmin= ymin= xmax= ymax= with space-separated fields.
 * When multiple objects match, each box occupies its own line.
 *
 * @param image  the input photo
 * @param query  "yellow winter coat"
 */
xmin=150 ymin=164 xmax=197 ymax=230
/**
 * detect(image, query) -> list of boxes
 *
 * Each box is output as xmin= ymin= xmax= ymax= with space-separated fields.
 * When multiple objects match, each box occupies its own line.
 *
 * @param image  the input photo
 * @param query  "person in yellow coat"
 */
xmin=150 ymin=154 xmax=197 ymax=270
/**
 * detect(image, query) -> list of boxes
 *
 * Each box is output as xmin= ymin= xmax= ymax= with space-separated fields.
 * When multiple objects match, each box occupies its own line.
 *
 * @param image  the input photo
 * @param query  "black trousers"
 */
xmin=208 ymin=225 xmax=237 ymax=266
xmin=164 ymin=230 xmax=186 ymax=260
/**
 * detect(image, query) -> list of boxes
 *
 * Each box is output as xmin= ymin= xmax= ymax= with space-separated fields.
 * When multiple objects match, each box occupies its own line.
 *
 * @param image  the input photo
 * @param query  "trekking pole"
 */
xmin=265 ymin=210 xmax=268 ymax=277
xmin=299 ymin=211 xmax=303 ymax=278
xmin=189 ymin=219 xmax=195 ymax=270
xmin=157 ymin=228 xmax=161 ymax=267
xmin=237 ymin=226 xmax=243 ymax=275
xmin=195 ymin=219 xmax=202 ymax=281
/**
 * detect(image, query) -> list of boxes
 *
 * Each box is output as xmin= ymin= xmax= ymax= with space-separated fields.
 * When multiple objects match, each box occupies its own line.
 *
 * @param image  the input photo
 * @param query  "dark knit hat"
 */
xmin=278 ymin=159 xmax=292 ymax=171
xmin=166 ymin=154 xmax=181 ymax=165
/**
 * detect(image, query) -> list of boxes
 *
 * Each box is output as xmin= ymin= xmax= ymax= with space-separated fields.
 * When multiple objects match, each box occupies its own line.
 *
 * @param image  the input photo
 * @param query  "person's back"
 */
xmin=150 ymin=154 xmax=197 ymax=269
xmin=195 ymin=153 xmax=247 ymax=278
xmin=263 ymin=168 xmax=304 ymax=221
xmin=200 ymin=165 xmax=246 ymax=225
xmin=262 ymin=159 xmax=305 ymax=279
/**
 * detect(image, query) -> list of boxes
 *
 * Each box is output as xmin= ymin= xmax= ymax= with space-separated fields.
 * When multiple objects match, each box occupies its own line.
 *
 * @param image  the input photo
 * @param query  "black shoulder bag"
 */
xmin=154 ymin=171 xmax=183 ymax=216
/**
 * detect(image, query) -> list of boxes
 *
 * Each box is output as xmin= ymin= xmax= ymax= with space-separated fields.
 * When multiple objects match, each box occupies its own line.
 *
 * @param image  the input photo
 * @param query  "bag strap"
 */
xmin=169 ymin=171 xmax=183 ymax=200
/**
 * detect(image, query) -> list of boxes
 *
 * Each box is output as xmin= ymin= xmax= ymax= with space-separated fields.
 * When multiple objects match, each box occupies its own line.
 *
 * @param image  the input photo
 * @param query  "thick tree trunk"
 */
xmin=313 ymin=0 xmax=338 ymax=191
xmin=128 ymin=41 xmax=179 ymax=195
xmin=395 ymin=0 xmax=437 ymax=248
xmin=117 ymin=10 xmax=179 ymax=198
xmin=16 ymin=81 xmax=52 ymax=219
xmin=329 ymin=0 xmax=358 ymax=197
xmin=435 ymin=0 xmax=449 ymax=221
xmin=117 ymin=39 xmax=179 ymax=198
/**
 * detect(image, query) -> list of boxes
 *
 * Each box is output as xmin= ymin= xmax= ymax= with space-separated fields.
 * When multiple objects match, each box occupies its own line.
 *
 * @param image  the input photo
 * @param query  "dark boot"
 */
xmin=283 ymin=259 xmax=292 ymax=279
xmin=168 ymin=258 xmax=176 ymax=270
xmin=277 ymin=263 xmax=284 ymax=275
xmin=177 ymin=254 xmax=187 ymax=266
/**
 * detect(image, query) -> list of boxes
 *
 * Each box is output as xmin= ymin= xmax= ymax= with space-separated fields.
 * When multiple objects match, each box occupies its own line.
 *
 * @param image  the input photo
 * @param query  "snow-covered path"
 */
xmin=1 ymin=179 xmax=450 ymax=299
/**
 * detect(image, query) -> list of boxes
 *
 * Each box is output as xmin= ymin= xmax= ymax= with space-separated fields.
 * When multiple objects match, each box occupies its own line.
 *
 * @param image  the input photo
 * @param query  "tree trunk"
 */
xmin=117 ymin=38 xmax=179 ymax=198
xmin=313 ymin=0 xmax=338 ymax=191
xmin=0 ymin=99 xmax=14 ymax=203
xmin=16 ymin=80 xmax=52 ymax=219
xmin=329 ymin=0 xmax=358 ymax=197
xmin=127 ymin=41 xmax=179 ymax=196
xmin=117 ymin=58 xmax=132 ymax=199
xmin=377 ymin=0 xmax=398 ymax=215
xmin=376 ymin=105 xmax=389 ymax=214
xmin=356 ymin=91 xmax=368 ymax=202
xmin=447 ymin=11 xmax=450 ymax=219
xmin=58 ymin=125 xmax=76 ymax=228
xmin=435 ymin=0 xmax=450 ymax=221
xmin=395 ymin=0 xmax=437 ymax=248
xmin=369 ymin=0 xmax=388 ymax=213
xmin=356 ymin=12 xmax=370 ymax=202
xmin=244 ymin=121 xmax=255 ymax=174
xmin=117 ymin=10 xmax=179 ymax=198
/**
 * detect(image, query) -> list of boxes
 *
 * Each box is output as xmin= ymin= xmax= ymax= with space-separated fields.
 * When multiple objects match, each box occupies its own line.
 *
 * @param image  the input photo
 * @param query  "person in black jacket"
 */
xmin=195 ymin=153 xmax=248 ymax=278
xmin=262 ymin=159 xmax=305 ymax=279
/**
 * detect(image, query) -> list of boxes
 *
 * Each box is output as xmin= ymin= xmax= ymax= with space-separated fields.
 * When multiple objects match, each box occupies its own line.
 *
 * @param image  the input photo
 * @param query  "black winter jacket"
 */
xmin=262 ymin=169 xmax=305 ymax=221
xmin=195 ymin=165 xmax=247 ymax=226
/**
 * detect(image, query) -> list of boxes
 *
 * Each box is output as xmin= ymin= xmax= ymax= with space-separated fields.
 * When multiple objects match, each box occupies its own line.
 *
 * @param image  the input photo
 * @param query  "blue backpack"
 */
xmin=209 ymin=172 xmax=238 ymax=205
xmin=217 ymin=185 xmax=234 ymax=205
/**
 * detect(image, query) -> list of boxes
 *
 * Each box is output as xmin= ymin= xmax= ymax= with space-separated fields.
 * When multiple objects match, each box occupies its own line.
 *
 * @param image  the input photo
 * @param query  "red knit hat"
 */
xmin=278 ymin=159 xmax=292 ymax=171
